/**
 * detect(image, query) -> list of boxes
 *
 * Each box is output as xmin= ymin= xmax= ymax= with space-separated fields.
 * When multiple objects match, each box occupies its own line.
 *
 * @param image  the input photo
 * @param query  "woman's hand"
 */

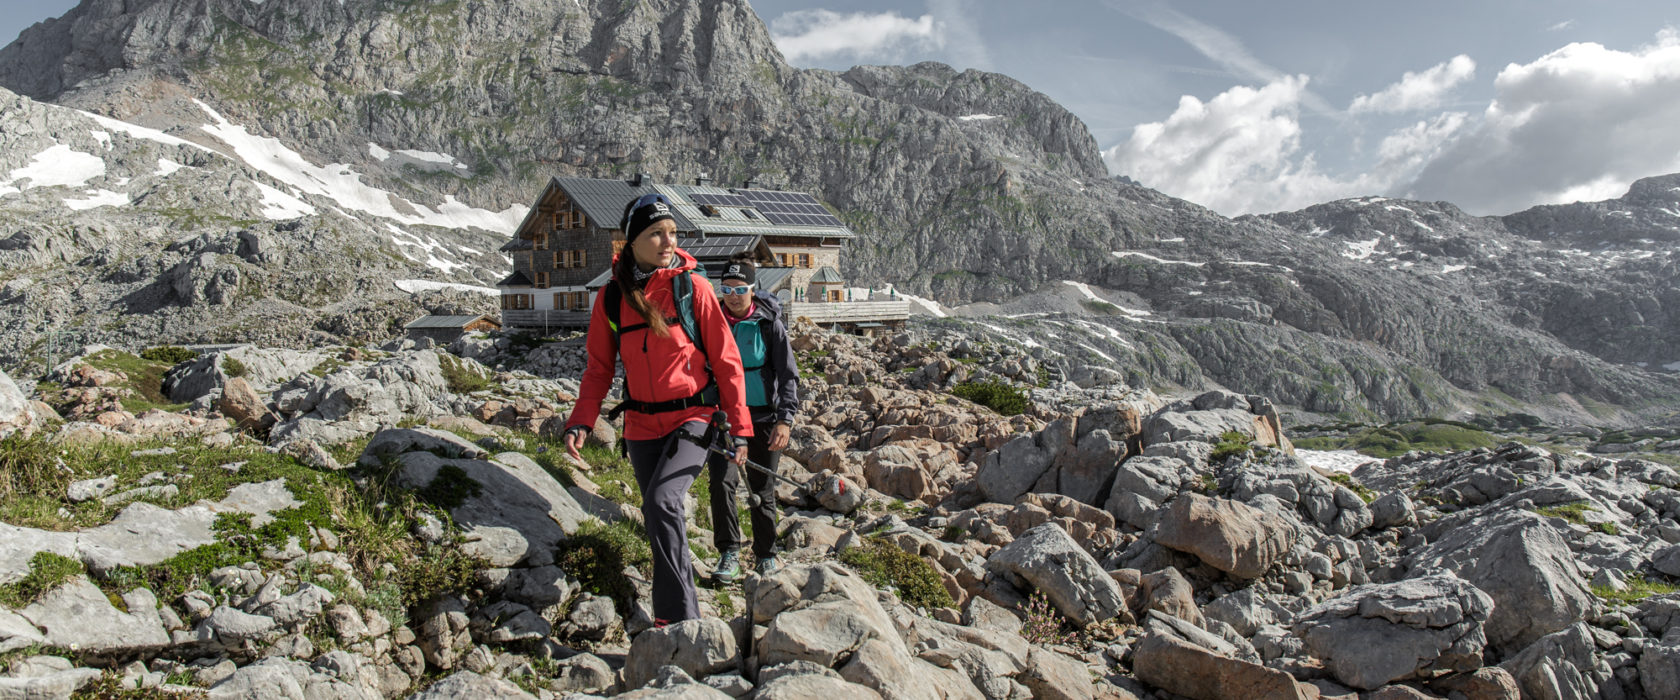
xmin=769 ymin=422 xmax=791 ymax=452
xmin=732 ymin=437 xmax=749 ymax=466
xmin=564 ymin=426 xmax=587 ymax=462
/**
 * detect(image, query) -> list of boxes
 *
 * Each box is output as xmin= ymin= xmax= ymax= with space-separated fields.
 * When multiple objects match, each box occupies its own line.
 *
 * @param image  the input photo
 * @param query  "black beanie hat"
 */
xmin=722 ymin=257 xmax=757 ymax=286
xmin=621 ymin=193 xmax=675 ymax=245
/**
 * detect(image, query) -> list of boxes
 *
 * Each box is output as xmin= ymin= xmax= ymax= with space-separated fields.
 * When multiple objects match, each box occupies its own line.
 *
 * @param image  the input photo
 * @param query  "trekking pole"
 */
xmin=677 ymin=411 xmax=806 ymax=490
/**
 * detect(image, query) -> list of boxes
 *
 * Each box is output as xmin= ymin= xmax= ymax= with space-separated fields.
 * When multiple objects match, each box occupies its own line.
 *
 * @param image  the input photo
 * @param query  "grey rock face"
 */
xmin=1407 ymin=509 xmax=1598 ymax=653
xmin=393 ymin=450 xmax=589 ymax=567
xmin=624 ymin=618 xmax=740 ymax=688
xmin=0 ymin=368 xmax=32 ymax=439
xmin=20 ymin=579 xmax=168 ymax=656
xmin=1293 ymin=573 xmax=1493 ymax=690
xmin=1497 ymin=623 xmax=1602 ymax=700
xmin=407 ymin=670 xmax=536 ymax=699
xmin=975 ymin=433 xmax=1053 ymax=504
xmin=206 ymin=656 xmax=381 ymax=700
xmin=1153 ymin=493 xmax=1296 ymax=580
xmin=985 ymin=522 xmax=1125 ymax=626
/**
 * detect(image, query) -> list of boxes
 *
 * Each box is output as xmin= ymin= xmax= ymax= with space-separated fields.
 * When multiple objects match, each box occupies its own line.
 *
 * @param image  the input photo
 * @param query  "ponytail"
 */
xmin=614 ymin=245 xmax=671 ymax=338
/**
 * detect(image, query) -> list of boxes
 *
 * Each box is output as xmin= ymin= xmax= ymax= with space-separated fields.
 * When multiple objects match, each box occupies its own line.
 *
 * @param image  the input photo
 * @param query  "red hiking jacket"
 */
xmin=565 ymin=249 xmax=754 ymax=441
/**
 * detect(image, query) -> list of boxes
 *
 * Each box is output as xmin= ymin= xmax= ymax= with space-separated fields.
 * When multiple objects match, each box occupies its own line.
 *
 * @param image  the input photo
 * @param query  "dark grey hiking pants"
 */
xmin=626 ymin=420 xmax=707 ymax=623
xmin=707 ymin=422 xmax=781 ymax=560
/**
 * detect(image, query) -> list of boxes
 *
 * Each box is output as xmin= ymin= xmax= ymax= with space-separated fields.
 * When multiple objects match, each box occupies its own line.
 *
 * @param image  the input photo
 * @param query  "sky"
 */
xmin=750 ymin=0 xmax=1680 ymax=217
xmin=5 ymin=1 xmax=1678 ymax=217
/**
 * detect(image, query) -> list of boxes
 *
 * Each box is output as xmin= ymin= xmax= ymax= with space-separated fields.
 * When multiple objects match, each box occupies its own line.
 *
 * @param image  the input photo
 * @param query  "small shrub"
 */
xmin=1018 ymin=589 xmax=1079 ymax=647
xmin=220 ymin=355 xmax=249 ymax=379
xmin=555 ymin=519 xmax=652 ymax=615
xmin=838 ymin=537 xmax=954 ymax=610
xmin=1209 ymin=431 xmax=1252 ymax=464
xmin=395 ymin=544 xmax=487 ymax=606
xmin=951 ymin=380 xmax=1031 ymax=416
xmin=438 ymin=354 xmax=492 ymax=394
xmin=139 ymin=346 xmax=198 ymax=365
xmin=1080 ymin=299 xmax=1122 ymax=315
xmin=0 ymin=552 xmax=85 ymax=608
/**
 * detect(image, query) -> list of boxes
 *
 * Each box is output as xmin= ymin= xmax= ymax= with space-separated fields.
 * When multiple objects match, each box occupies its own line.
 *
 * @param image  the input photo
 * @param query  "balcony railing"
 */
xmin=783 ymin=300 xmax=911 ymax=324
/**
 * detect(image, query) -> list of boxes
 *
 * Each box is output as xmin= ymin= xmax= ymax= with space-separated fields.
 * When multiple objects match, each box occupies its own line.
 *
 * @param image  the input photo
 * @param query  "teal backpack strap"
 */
xmin=674 ymin=272 xmax=708 ymax=361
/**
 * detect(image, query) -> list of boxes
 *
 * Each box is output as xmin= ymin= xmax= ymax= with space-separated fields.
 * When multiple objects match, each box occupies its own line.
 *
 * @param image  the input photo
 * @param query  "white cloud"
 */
xmin=1105 ymin=76 xmax=1369 ymax=214
xmin=1404 ymin=28 xmax=1680 ymax=214
xmin=1105 ymin=76 xmax=1472 ymax=216
xmin=1548 ymin=20 xmax=1576 ymax=32
xmin=770 ymin=9 xmax=943 ymax=64
xmin=1349 ymin=55 xmax=1476 ymax=114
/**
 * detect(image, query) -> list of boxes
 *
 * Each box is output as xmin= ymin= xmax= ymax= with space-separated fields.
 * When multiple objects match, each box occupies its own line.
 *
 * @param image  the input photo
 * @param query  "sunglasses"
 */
xmin=720 ymin=285 xmax=754 ymax=296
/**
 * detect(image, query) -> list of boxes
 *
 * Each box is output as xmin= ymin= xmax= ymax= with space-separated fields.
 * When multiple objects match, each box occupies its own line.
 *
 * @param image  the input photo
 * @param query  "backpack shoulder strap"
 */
xmin=602 ymin=283 xmax=623 ymax=336
xmin=674 ymin=272 xmax=707 ymax=360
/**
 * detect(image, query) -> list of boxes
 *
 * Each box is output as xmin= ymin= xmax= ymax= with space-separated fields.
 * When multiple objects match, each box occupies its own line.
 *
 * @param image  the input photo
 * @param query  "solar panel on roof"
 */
xmin=735 ymin=189 xmax=846 ymax=228
xmin=690 ymin=193 xmax=752 ymax=208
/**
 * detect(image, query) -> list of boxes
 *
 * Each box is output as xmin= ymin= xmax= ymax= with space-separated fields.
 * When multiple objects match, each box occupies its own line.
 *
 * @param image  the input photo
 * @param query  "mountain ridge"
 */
xmin=0 ymin=0 xmax=1676 ymax=426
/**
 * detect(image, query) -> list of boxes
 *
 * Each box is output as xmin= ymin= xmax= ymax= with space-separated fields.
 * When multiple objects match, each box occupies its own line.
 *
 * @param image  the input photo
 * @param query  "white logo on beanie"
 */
xmin=651 ymin=202 xmax=670 ymax=215
xmin=727 ymin=265 xmax=741 ymax=275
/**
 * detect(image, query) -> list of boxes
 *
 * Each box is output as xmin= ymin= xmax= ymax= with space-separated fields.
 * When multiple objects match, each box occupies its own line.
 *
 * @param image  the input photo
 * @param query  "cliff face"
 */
xmin=0 ymin=0 xmax=1676 ymax=423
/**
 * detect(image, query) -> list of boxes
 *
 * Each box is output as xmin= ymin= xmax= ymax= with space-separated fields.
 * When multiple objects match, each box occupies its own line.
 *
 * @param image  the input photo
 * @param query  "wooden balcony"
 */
xmin=784 ymin=300 xmax=911 ymax=325
xmin=500 ymin=309 xmax=591 ymax=330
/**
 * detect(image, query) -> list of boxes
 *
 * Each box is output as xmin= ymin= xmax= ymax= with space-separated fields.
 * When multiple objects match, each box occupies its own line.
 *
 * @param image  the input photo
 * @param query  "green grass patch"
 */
xmin=838 ymin=536 xmax=954 ymax=610
xmin=138 ymin=346 xmax=198 ymax=366
xmin=438 ymin=354 xmax=492 ymax=394
xmin=951 ymin=380 xmax=1031 ymax=416
xmin=1080 ymin=299 xmax=1123 ymax=315
xmin=1593 ymin=574 xmax=1680 ymax=606
xmin=1298 ymin=420 xmax=1499 ymax=458
xmin=74 ymin=349 xmax=187 ymax=414
xmin=1210 ymin=431 xmax=1253 ymax=464
xmin=1532 ymin=501 xmax=1593 ymax=525
xmin=0 ymin=552 xmax=86 ymax=608
xmin=1327 ymin=473 xmax=1377 ymax=504
xmin=554 ymin=519 xmax=651 ymax=615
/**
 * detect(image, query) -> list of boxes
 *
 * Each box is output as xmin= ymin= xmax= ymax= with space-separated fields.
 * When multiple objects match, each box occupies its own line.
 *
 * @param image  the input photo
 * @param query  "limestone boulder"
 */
xmin=1132 ymin=632 xmax=1307 ymax=700
xmin=393 ymin=450 xmax=589 ymax=567
xmin=1153 ymin=493 xmax=1296 ymax=579
xmin=624 ymin=617 xmax=740 ymax=687
xmin=985 ymin=522 xmax=1125 ymax=626
xmin=1292 ymin=573 xmax=1494 ymax=690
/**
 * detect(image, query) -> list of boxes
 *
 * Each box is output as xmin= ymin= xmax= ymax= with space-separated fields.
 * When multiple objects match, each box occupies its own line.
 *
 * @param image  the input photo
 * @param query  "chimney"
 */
xmin=695 ymin=174 xmax=712 ymax=186
xmin=743 ymin=178 xmax=759 ymax=190
xmin=631 ymin=172 xmax=652 ymax=187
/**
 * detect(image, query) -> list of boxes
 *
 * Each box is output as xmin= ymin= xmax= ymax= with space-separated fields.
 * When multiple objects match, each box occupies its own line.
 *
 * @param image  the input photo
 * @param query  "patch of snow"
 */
xmin=90 ymin=130 xmax=111 ymax=150
xmin=958 ymin=114 xmax=1001 ymax=121
xmin=155 ymin=159 xmax=186 ymax=177
xmin=1230 ymin=261 xmax=1294 ymax=272
xmin=1383 ymin=204 xmax=1414 ymax=214
xmin=256 ymin=182 xmax=316 ymax=219
xmin=1113 ymin=251 xmax=1205 ymax=267
xmin=64 ymin=189 xmax=128 ymax=210
xmin=1296 ymin=449 xmax=1379 ymax=474
xmin=897 ymin=291 xmax=948 ymax=318
xmin=1663 ymin=361 xmax=1680 ymax=372
xmin=1440 ymin=264 xmax=1469 ymax=274
xmin=1079 ymin=343 xmax=1114 ymax=363
xmin=1343 ymin=237 xmax=1381 ymax=260
xmin=978 ymin=322 xmax=1041 ymax=349
xmin=368 ymin=143 xmax=390 ymax=161
xmin=193 ymin=100 xmax=522 ymax=232
xmin=455 ymin=245 xmax=484 ymax=256
xmin=394 ymin=280 xmax=497 ymax=296
xmin=1159 ymin=236 xmax=1185 ymax=243
xmin=395 ymin=149 xmax=470 ymax=172
xmin=4 ymin=144 xmax=106 ymax=190
xmin=1410 ymin=219 xmax=1434 ymax=232
xmin=1306 ymin=226 xmax=1330 ymax=237
xmin=80 ymin=112 xmax=209 ymax=151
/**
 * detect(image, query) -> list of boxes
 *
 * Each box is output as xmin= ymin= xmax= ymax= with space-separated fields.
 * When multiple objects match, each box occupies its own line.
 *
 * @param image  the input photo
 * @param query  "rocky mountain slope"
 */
xmin=2 ymin=321 xmax=1678 ymax=698
xmin=0 ymin=0 xmax=1676 ymax=424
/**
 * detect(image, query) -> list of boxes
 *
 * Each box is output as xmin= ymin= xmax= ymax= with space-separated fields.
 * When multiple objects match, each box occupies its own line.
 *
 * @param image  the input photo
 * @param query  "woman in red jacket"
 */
xmin=561 ymin=192 xmax=753 ymax=625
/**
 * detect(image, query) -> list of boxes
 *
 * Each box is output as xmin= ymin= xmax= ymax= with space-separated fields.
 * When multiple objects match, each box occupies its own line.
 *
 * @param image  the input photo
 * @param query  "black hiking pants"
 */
xmin=707 ymin=420 xmax=781 ymax=560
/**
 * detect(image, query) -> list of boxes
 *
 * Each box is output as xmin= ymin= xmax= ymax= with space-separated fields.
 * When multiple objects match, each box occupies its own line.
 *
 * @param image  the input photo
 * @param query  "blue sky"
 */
xmin=7 ymin=1 xmax=1678 ymax=216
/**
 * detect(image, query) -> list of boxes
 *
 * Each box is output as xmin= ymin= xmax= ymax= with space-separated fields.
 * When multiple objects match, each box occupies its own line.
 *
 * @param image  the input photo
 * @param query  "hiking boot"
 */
xmin=713 ymin=549 xmax=742 ymax=583
xmin=755 ymin=554 xmax=782 ymax=575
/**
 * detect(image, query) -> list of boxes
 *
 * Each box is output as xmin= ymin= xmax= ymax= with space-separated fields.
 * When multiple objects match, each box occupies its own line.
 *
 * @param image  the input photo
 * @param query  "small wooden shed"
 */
xmin=405 ymin=314 xmax=501 ymax=345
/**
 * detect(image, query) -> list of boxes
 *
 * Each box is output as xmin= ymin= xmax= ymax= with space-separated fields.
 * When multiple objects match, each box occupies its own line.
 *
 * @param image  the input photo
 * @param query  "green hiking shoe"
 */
xmin=756 ymin=554 xmax=782 ymax=576
xmin=713 ymin=549 xmax=742 ymax=583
